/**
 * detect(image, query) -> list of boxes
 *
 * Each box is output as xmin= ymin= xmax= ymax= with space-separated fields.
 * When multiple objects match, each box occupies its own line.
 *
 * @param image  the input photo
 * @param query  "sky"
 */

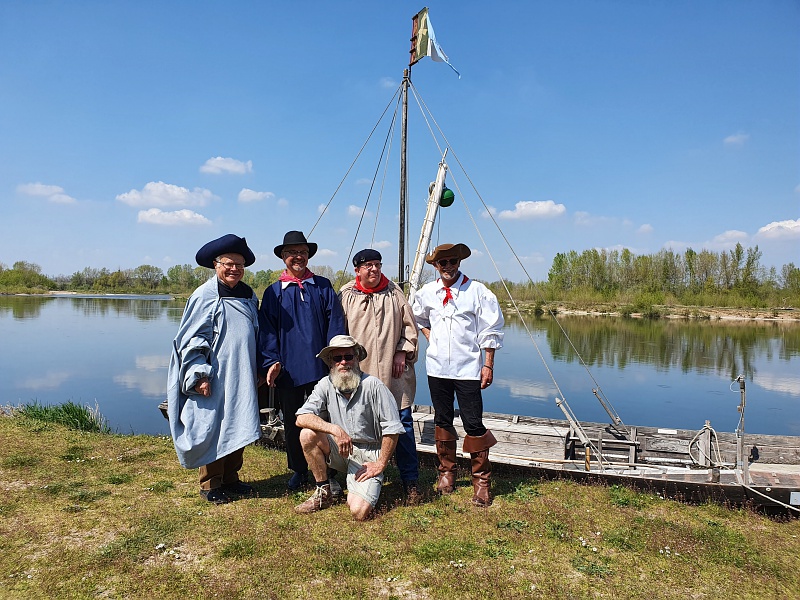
xmin=1 ymin=1 xmax=798 ymax=283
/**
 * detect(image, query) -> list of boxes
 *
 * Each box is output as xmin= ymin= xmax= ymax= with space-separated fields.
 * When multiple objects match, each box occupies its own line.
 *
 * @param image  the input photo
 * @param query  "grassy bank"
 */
xmin=1 ymin=412 xmax=799 ymax=599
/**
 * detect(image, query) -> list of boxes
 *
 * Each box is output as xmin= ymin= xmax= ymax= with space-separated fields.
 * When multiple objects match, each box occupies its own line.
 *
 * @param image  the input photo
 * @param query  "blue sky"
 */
xmin=1 ymin=1 xmax=798 ymax=283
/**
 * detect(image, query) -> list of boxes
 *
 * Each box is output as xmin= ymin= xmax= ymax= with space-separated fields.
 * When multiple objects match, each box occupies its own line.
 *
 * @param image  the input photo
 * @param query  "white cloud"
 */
xmin=17 ymin=370 xmax=71 ymax=390
xmin=137 ymin=208 xmax=212 ymax=226
xmin=318 ymin=204 xmax=327 ymax=214
xmin=755 ymin=219 xmax=800 ymax=240
xmin=470 ymin=248 xmax=484 ymax=258
xmin=135 ymin=355 xmax=170 ymax=370
xmin=277 ymin=198 xmax=289 ymax=207
xmin=481 ymin=206 xmax=498 ymax=219
xmin=664 ymin=229 xmax=749 ymax=253
xmin=316 ymin=248 xmax=337 ymax=258
xmin=637 ymin=223 xmax=654 ymax=234
xmin=755 ymin=372 xmax=800 ymax=395
xmin=520 ymin=252 xmax=546 ymax=264
xmin=113 ymin=371 xmax=167 ymax=398
xmin=380 ymin=77 xmax=397 ymax=89
xmin=117 ymin=181 xmax=217 ymax=208
xmin=723 ymin=132 xmax=749 ymax=146
xmin=574 ymin=211 xmax=617 ymax=227
xmin=17 ymin=182 xmax=76 ymax=204
xmin=348 ymin=204 xmax=372 ymax=217
xmin=238 ymin=188 xmax=275 ymax=203
xmin=356 ymin=178 xmax=372 ymax=185
xmin=374 ymin=240 xmax=392 ymax=249
xmin=498 ymin=200 xmax=566 ymax=220
xmin=200 ymin=157 xmax=253 ymax=175
xmin=712 ymin=230 xmax=748 ymax=244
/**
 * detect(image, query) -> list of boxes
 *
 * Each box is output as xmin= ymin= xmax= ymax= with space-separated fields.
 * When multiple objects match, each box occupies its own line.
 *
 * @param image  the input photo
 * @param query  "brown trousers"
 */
xmin=198 ymin=447 xmax=245 ymax=491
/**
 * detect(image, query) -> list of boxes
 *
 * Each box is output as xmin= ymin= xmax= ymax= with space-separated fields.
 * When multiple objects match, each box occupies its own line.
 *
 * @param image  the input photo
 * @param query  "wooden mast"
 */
xmin=398 ymin=68 xmax=409 ymax=289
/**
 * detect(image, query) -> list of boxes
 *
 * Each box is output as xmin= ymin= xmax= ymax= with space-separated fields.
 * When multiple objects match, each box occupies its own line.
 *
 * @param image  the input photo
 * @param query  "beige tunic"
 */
xmin=339 ymin=279 xmax=418 ymax=410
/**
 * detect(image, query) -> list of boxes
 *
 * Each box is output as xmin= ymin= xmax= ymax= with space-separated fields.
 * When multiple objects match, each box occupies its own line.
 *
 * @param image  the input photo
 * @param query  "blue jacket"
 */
xmin=259 ymin=276 xmax=345 ymax=388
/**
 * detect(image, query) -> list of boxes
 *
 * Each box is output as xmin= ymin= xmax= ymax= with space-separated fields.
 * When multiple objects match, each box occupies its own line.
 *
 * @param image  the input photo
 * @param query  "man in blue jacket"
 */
xmin=259 ymin=231 xmax=345 ymax=491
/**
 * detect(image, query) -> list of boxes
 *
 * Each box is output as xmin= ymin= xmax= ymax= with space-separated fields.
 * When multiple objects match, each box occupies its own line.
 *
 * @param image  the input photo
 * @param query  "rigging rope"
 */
xmin=409 ymin=80 xmax=627 ymax=457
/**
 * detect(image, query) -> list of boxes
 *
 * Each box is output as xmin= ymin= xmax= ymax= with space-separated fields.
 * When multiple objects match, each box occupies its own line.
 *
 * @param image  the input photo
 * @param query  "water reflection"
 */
xmin=1 ymin=296 xmax=798 ymax=435
xmin=505 ymin=313 xmax=800 ymax=382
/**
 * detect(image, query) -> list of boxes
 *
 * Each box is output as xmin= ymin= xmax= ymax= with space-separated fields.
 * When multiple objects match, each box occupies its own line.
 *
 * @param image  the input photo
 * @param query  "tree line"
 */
xmin=2 ymin=243 xmax=799 ymax=310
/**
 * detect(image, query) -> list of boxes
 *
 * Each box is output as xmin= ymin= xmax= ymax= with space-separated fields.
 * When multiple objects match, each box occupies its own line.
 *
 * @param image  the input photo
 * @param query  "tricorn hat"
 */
xmin=425 ymin=243 xmax=471 ymax=265
xmin=316 ymin=335 xmax=368 ymax=366
xmin=195 ymin=234 xmax=256 ymax=269
xmin=273 ymin=230 xmax=318 ymax=259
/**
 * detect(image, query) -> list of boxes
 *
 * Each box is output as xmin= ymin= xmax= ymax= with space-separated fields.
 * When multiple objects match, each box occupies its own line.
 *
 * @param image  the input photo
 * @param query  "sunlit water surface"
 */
xmin=2 ymin=295 xmax=798 ymax=436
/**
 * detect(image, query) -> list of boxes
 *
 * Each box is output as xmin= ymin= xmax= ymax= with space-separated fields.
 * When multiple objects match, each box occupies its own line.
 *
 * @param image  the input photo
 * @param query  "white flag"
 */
xmin=412 ymin=8 xmax=460 ymax=79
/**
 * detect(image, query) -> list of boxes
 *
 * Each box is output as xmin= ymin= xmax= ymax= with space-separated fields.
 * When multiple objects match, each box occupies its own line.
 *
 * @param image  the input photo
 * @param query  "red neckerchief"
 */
xmin=279 ymin=268 xmax=315 ymax=289
xmin=442 ymin=274 xmax=468 ymax=306
xmin=354 ymin=273 xmax=390 ymax=295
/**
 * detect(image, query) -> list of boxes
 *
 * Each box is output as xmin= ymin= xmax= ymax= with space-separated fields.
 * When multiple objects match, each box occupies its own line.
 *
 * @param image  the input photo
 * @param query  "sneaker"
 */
xmin=294 ymin=484 xmax=333 ymax=514
xmin=287 ymin=471 xmax=309 ymax=492
xmin=200 ymin=488 xmax=231 ymax=505
xmin=221 ymin=481 xmax=254 ymax=495
xmin=329 ymin=477 xmax=343 ymax=501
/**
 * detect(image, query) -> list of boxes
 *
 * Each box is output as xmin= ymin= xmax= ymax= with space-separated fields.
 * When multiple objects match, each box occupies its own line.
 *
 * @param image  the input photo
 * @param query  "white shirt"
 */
xmin=410 ymin=273 xmax=504 ymax=380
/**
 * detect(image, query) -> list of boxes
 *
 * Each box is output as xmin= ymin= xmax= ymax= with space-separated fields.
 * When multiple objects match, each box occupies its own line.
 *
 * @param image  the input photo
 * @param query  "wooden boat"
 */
xmin=160 ymin=8 xmax=800 ymax=514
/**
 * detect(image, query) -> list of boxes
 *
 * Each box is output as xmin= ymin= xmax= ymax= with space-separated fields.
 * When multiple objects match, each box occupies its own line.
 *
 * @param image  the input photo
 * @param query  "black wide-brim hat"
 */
xmin=273 ymin=230 xmax=318 ymax=259
xmin=195 ymin=234 xmax=256 ymax=268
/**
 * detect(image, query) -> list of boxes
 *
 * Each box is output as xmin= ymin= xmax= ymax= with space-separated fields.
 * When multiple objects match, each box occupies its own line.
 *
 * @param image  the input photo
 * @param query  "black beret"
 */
xmin=195 ymin=234 xmax=256 ymax=268
xmin=353 ymin=248 xmax=382 ymax=267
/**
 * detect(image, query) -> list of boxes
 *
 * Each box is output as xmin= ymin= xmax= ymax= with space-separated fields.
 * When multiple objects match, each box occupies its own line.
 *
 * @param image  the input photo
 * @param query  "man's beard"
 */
xmin=330 ymin=363 xmax=362 ymax=395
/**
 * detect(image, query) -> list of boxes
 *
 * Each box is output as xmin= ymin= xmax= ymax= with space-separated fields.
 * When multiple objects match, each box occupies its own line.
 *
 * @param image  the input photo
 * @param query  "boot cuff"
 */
xmin=462 ymin=430 xmax=497 ymax=453
xmin=434 ymin=425 xmax=458 ymax=442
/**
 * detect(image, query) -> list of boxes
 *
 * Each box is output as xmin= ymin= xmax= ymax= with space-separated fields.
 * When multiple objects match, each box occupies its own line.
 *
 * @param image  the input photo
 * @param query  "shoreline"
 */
xmin=515 ymin=302 xmax=800 ymax=323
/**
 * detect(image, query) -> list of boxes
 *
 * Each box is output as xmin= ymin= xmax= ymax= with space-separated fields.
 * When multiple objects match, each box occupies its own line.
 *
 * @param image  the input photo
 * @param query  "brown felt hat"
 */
xmin=425 ymin=243 xmax=471 ymax=265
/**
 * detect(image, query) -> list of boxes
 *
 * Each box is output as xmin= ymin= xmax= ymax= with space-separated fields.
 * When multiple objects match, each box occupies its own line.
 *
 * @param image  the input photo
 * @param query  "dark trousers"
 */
xmin=198 ymin=447 xmax=245 ymax=491
xmin=428 ymin=376 xmax=487 ymax=437
xmin=395 ymin=406 xmax=420 ymax=483
xmin=277 ymin=382 xmax=318 ymax=474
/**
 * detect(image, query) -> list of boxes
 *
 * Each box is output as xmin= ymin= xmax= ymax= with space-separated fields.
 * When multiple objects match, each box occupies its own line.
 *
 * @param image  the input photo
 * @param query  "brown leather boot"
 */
xmin=434 ymin=426 xmax=458 ymax=494
xmin=463 ymin=430 xmax=497 ymax=507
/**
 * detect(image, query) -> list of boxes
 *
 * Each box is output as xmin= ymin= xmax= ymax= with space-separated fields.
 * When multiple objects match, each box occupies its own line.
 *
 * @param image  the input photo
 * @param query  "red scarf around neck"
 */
xmin=279 ymin=268 xmax=315 ymax=289
xmin=354 ymin=273 xmax=390 ymax=294
xmin=442 ymin=274 xmax=468 ymax=306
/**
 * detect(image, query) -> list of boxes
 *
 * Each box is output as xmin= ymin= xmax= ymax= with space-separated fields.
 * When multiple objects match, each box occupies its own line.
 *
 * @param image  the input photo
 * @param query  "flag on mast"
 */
xmin=410 ymin=7 xmax=460 ymax=78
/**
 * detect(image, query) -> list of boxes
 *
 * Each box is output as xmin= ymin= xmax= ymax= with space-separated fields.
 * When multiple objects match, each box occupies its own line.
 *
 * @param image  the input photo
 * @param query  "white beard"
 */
xmin=330 ymin=363 xmax=362 ymax=395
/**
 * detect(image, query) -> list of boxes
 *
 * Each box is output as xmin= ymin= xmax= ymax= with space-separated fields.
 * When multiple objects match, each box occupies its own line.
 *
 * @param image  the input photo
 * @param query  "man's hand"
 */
xmin=266 ymin=363 xmax=281 ymax=387
xmin=420 ymin=327 xmax=431 ymax=341
xmin=334 ymin=427 xmax=353 ymax=458
xmin=194 ymin=377 xmax=211 ymax=397
xmin=392 ymin=351 xmax=406 ymax=379
xmin=355 ymin=461 xmax=385 ymax=482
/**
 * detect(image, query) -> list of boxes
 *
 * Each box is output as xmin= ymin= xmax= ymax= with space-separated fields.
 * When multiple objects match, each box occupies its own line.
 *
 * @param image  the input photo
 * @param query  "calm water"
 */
xmin=2 ymin=295 xmax=798 ymax=436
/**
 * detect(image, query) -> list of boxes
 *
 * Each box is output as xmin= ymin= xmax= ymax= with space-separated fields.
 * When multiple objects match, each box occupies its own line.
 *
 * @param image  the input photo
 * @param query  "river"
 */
xmin=1 ymin=294 xmax=798 ymax=437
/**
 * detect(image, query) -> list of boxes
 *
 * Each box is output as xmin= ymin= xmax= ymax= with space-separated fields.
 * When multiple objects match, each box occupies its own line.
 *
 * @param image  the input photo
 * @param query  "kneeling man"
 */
xmin=294 ymin=335 xmax=404 ymax=520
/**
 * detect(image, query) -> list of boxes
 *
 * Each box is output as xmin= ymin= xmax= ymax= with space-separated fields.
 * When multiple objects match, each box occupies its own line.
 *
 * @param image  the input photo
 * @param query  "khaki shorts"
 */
xmin=325 ymin=435 xmax=384 ymax=507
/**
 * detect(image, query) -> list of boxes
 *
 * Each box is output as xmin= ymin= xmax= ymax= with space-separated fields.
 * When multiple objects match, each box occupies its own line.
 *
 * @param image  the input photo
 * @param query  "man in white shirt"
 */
xmin=410 ymin=243 xmax=504 ymax=506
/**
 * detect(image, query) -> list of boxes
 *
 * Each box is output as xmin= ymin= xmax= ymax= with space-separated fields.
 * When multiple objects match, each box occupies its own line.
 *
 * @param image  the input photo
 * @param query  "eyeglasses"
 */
xmin=215 ymin=261 xmax=245 ymax=270
xmin=329 ymin=353 xmax=355 ymax=363
xmin=436 ymin=258 xmax=459 ymax=268
xmin=282 ymin=249 xmax=309 ymax=257
xmin=358 ymin=262 xmax=382 ymax=270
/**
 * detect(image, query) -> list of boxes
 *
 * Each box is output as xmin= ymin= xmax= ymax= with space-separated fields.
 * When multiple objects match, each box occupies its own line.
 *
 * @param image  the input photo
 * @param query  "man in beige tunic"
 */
xmin=338 ymin=249 xmax=420 ymax=500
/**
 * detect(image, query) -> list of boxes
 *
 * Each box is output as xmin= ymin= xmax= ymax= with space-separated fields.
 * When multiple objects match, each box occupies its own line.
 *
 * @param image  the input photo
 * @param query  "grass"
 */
xmin=0 ymin=413 xmax=799 ymax=599
xmin=9 ymin=400 xmax=110 ymax=433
